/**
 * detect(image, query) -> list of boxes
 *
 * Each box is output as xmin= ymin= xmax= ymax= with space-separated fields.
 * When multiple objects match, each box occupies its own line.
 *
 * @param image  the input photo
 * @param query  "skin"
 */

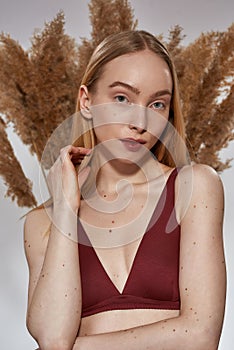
xmin=24 ymin=50 xmax=226 ymax=350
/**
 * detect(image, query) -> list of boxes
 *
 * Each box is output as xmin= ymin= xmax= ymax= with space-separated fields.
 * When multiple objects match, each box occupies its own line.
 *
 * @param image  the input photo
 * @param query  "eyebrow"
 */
xmin=108 ymin=81 xmax=172 ymax=99
xmin=109 ymin=81 xmax=140 ymax=95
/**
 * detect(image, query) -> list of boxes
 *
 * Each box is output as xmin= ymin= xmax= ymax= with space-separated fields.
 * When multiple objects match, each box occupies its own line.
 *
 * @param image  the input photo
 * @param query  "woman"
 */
xmin=24 ymin=30 xmax=226 ymax=350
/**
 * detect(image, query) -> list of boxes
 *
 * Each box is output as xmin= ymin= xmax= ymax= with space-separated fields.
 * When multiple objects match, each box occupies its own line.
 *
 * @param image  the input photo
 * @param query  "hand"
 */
xmin=47 ymin=145 xmax=91 ymax=214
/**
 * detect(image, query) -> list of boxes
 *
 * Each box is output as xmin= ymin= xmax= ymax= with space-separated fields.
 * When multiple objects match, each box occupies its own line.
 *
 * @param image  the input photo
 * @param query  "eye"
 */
xmin=115 ymin=95 xmax=129 ymax=103
xmin=151 ymin=101 xmax=166 ymax=110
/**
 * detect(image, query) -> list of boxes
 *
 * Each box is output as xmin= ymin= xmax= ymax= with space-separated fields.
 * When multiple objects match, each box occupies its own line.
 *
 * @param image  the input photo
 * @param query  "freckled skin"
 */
xmin=24 ymin=47 xmax=226 ymax=349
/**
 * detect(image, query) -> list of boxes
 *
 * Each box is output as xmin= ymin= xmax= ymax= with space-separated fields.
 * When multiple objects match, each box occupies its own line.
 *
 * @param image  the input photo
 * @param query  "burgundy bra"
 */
xmin=78 ymin=168 xmax=181 ymax=317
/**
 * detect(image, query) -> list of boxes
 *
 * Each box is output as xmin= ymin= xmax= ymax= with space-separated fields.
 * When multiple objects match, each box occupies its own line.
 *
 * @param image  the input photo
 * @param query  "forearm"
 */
xmin=74 ymin=315 xmax=217 ymax=350
xmin=27 ymin=208 xmax=81 ymax=349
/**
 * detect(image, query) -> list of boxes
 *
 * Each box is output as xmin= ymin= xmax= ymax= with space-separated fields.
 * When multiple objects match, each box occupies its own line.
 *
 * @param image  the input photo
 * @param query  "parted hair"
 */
xmin=72 ymin=30 xmax=188 ymax=168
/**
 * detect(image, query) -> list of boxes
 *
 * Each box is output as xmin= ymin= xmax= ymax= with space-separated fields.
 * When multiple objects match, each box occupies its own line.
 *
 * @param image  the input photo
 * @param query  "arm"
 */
xmin=24 ymin=146 xmax=90 ymax=350
xmin=73 ymin=164 xmax=226 ymax=350
xmin=25 ymin=208 xmax=81 ymax=350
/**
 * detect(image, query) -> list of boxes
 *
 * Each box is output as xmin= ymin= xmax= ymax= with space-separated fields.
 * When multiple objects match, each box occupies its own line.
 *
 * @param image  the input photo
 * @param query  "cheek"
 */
xmin=91 ymin=104 xmax=125 ymax=142
xmin=147 ymin=115 xmax=169 ymax=141
xmin=93 ymin=124 xmax=119 ymax=143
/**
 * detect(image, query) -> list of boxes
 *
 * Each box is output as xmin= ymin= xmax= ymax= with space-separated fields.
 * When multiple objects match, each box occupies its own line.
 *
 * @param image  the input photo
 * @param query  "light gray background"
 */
xmin=0 ymin=1 xmax=233 ymax=349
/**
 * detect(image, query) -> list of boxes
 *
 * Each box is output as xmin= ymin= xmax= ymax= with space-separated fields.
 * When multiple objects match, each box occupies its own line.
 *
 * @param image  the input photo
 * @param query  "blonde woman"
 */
xmin=24 ymin=30 xmax=226 ymax=350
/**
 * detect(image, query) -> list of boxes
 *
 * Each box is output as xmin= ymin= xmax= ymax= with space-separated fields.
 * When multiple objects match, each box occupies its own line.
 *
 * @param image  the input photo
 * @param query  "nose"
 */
xmin=129 ymin=105 xmax=147 ymax=133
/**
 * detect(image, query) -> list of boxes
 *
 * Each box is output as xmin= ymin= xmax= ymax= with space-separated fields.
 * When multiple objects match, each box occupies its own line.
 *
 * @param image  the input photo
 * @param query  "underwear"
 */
xmin=78 ymin=168 xmax=181 ymax=317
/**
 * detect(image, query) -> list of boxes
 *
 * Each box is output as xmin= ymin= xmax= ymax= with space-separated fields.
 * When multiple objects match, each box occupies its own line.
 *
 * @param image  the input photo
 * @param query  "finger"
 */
xmin=70 ymin=153 xmax=85 ymax=161
xmin=60 ymin=146 xmax=91 ymax=164
xmin=71 ymin=157 xmax=85 ymax=165
xmin=59 ymin=145 xmax=73 ymax=164
xmin=70 ymin=153 xmax=88 ymax=164
xmin=70 ymin=146 xmax=92 ymax=156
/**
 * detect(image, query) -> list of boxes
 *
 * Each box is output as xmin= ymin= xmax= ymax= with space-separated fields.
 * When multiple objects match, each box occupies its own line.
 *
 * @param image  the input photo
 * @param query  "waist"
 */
xmin=79 ymin=308 xmax=180 ymax=336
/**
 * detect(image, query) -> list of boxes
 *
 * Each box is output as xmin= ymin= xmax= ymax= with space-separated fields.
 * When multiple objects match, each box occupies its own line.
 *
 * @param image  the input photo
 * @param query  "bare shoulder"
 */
xmin=180 ymin=163 xmax=224 ymax=195
xmin=175 ymin=164 xmax=224 ymax=223
xmin=24 ymin=206 xmax=52 ymax=265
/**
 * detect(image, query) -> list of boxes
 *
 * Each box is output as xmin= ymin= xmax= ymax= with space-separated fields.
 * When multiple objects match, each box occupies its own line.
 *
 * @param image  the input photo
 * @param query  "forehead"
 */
xmin=99 ymin=50 xmax=173 ymax=91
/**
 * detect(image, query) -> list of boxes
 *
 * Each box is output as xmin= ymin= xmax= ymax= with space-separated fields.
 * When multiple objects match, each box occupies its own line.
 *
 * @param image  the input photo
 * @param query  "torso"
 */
xmin=78 ymin=165 xmax=181 ymax=335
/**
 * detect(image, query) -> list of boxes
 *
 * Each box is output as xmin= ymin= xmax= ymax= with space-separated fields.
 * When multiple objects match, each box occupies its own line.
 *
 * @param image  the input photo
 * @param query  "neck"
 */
xmin=94 ymin=150 xmax=162 ymax=194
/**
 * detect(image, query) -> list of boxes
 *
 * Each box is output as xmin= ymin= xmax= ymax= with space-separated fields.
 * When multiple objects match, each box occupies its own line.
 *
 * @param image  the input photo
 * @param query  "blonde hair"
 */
xmin=72 ymin=30 xmax=188 ymax=167
xmin=30 ymin=30 xmax=188 ymax=223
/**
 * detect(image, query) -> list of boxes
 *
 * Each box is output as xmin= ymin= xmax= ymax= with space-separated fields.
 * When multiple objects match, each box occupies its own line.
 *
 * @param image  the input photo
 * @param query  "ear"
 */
xmin=79 ymin=85 xmax=92 ymax=119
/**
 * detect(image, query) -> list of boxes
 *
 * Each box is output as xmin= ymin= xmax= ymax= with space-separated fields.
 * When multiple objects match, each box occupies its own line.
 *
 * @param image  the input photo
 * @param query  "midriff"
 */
xmin=78 ymin=308 xmax=180 ymax=336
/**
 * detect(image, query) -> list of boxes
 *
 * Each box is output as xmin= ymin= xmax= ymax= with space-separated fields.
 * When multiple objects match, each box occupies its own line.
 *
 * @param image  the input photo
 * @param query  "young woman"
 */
xmin=24 ymin=30 xmax=226 ymax=350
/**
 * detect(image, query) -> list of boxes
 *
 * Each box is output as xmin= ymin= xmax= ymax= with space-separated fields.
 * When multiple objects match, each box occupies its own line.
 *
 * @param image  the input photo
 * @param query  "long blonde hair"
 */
xmin=72 ymin=30 xmax=188 ymax=167
xmin=31 ymin=30 xmax=189 ymax=223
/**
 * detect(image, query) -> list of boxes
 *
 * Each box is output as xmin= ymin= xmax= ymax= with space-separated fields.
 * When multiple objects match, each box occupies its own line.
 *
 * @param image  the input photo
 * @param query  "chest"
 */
xmin=78 ymin=212 xmax=181 ymax=297
xmin=78 ymin=168 xmax=182 ymax=317
xmin=79 ymin=190 xmax=156 ymax=292
xmin=78 ymin=193 xmax=180 ymax=295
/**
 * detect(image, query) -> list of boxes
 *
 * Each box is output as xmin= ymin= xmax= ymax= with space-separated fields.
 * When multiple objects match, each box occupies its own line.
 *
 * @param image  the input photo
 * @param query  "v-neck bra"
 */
xmin=78 ymin=168 xmax=181 ymax=317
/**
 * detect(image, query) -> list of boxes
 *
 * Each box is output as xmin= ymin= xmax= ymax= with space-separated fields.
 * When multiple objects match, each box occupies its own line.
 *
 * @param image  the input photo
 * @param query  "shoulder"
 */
xmin=179 ymin=163 xmax=224 ymax=195
xmin=175 ymin=164 xmax=224 ymax=222
xmin=24 ymin=205 xmax=52 ymax=239
xmin=24 ymin=206 xmax=51 ymax=265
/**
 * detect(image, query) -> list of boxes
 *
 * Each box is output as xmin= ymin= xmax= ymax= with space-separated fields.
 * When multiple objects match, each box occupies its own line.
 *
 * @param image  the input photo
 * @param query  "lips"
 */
xmin=120 ymin=137 xmax=146 ymax=144
xmin=120 ymin=138 xmax=146 ymax=152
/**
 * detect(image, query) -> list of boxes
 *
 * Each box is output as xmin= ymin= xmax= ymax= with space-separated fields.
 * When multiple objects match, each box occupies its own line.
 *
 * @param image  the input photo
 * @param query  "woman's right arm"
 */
xmin=24 ymin=146 xmax=90 ymax=350
xmin=24 ymin=207 xmax=81 ymax=350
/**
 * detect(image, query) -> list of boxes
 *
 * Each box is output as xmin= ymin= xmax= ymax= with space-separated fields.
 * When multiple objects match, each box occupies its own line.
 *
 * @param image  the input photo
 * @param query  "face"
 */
xmin=80 ymin=50 xmax=173 ymax=162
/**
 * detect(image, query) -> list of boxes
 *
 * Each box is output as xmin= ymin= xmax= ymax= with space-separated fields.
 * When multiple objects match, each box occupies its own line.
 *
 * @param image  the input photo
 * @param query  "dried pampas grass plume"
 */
xmin=0 ymin=0 xmax=233 ymax=207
